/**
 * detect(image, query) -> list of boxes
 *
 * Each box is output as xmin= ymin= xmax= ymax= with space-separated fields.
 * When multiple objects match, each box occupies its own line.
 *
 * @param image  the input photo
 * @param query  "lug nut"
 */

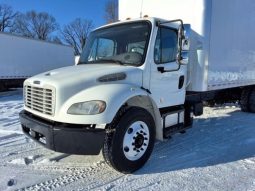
xmin=124 ymin=146 xmax=129 ymax=152
xmin=128 ymin=128 xmax=133 ymax=134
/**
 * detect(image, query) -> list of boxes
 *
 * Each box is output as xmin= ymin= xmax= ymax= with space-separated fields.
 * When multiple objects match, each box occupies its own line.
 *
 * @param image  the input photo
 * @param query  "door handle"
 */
xmin=179 ymin=75 xmax=185 ymax=89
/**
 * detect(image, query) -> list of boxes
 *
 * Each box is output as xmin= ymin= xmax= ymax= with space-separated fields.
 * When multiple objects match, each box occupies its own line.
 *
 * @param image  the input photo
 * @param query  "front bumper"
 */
xmin=19 ymin=110 xmax=106 ymax=155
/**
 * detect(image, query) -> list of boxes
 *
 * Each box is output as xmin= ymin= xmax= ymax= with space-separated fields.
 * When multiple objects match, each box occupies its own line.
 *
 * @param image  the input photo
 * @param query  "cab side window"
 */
xmin=154 ymin=27 xmax=178 ymax=64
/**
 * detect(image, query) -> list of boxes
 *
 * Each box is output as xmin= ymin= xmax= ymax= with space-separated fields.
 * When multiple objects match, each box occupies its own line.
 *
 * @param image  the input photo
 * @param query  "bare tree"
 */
xmin=61 ymin=18 xmax=94 ymax=55
xmin=0 ymin=4 xmax=17 ymax=32
xmin=104 ymin=0 xmax=118 ymax=23
xmin=12 ymin=10 xmax=58 ymax=40
xmin=51 ymin=36 xmax=63 ymax=45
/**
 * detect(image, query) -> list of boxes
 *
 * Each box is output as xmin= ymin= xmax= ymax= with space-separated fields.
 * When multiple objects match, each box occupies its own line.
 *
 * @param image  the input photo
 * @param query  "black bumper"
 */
xmin=19 ymin=110 xmax=106 ymax=155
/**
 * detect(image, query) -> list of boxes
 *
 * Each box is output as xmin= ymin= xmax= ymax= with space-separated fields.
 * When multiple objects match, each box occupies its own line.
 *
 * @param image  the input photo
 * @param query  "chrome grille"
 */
xmin=25 ymin=85 xmax=55 ymax=116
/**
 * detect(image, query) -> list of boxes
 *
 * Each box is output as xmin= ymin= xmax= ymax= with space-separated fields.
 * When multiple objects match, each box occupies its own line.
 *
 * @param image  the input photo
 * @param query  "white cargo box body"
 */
xmin=0 ymin=32 xmax=74 ymax=79
xmin=119 ymin=0 xmax=255 ymax=91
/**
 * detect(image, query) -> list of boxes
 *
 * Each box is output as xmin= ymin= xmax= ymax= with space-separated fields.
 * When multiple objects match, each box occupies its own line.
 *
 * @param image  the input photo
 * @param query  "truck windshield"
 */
xmin=78 ymin=21 xmax=151 ymax=66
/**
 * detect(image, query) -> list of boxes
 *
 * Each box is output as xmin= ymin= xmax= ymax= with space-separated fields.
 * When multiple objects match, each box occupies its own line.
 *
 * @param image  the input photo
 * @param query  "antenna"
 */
xmin=140 ymin=0 xmax=144 ymax=18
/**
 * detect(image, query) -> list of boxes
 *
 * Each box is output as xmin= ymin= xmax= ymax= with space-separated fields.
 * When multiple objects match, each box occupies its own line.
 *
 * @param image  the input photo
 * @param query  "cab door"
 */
xmin=149 ymin=26 xmax=186 ymax=108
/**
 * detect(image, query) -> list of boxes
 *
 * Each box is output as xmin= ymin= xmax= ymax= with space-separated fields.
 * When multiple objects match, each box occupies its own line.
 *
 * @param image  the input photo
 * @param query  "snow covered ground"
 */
xmin=0 ymin=89 xmax=255 ymax=191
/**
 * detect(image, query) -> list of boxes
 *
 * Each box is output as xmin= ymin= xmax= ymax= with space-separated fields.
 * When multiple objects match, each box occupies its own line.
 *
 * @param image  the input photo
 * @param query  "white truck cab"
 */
xmin=20 ymin=0 xmax=255 ymax=173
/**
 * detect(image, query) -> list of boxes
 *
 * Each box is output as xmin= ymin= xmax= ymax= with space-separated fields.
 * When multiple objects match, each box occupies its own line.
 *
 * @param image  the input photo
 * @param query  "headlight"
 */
xmin=67 ymin=101 xmax=106 ymax=115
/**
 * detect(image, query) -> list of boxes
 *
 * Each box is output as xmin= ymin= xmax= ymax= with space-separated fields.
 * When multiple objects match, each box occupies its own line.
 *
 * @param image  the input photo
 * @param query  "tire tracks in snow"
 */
xmin=18 ymin=161 xmax=115 ymax=191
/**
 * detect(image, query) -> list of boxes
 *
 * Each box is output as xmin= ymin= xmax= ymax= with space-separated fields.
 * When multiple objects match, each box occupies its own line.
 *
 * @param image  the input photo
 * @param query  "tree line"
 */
xmin=0 ymin=0 xmax=117 ymax=55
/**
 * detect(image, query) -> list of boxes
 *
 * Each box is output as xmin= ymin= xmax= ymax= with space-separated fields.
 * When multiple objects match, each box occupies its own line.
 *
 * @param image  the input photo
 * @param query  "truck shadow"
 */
xmin=136 ymin=108 xmax=255 ymax=174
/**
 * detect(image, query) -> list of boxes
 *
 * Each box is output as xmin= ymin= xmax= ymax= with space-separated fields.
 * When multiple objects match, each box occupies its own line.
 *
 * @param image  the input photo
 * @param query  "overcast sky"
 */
xmin=0 ymin=0 xmax=109 ymax=28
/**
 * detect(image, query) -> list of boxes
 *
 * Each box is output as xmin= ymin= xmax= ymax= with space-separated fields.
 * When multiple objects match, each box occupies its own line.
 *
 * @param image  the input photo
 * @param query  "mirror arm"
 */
xmin=157 ymin=19 xmax=190 ymax=65
xmin=157 ymin=19 xmax=184 ymax=31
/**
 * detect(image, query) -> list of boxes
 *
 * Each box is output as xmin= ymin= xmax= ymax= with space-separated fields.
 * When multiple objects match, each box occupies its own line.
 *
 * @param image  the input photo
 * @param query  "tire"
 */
xmin=103 ymin=107 xmax=155 ymax=173
xmin=205 ymin=101 xmax=216 ymax=107
xmin=249 ymin=88 xmax=255 ymax=113
xmin=240 ymin=88 xmax=251 ymax=112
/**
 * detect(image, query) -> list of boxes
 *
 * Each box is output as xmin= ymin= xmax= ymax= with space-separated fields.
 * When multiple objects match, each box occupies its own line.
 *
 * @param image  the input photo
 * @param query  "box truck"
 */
xmin=0 ymin=32 xmax=74 ymax=91
xmin=19 ymin=0 xmax=255 ymax=173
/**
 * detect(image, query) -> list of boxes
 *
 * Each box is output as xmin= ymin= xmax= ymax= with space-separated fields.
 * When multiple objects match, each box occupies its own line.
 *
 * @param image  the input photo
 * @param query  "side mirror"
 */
xmin=182 ymin=39 xmax=190 ymax=51
xmin=182 ymin=24 xmax=191 ymax=51
xmin=157 ymin=19 xmax=191 ymax=65
xmin=177 ymin=24 xmax=191 ymax=65
xmin=179 ymin=51 xmax=189 ymax=65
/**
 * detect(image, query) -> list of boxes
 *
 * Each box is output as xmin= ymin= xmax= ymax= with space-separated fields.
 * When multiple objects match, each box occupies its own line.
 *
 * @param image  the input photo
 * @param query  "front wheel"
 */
xmin=103 ymin=107 xmax=155 ymax=173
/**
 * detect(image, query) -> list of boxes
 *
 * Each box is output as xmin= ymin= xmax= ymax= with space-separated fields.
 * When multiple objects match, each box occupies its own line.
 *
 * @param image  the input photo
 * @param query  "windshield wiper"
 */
xmin=99 ymin=59 xmax=138 ymax=67
xmin=77 ymin=60 xmax=121 ymax=65
xmin=78 ymin=59 xmax=134 ymax=66
xmin=96 ymin=59 xmax=125 ymax=65
xmin=90 ymin=59 xmax=133 ymax=66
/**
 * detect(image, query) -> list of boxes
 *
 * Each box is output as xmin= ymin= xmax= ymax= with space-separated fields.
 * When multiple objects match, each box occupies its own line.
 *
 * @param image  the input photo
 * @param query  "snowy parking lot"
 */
xmin=0 ymin=89 xmax=255 ymax=191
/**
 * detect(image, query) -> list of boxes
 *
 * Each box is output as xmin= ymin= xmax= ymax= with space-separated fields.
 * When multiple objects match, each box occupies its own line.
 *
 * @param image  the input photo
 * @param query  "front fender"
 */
xmin=55 ymin=84 xmax=149 ymax=125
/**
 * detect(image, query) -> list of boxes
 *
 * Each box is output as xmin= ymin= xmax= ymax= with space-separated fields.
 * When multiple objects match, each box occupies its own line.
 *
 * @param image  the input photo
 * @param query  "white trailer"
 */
xmin=0 ymin=32 xmax=74 ymax=90
xmin=19 ymin=0 xmax=255 ymax=173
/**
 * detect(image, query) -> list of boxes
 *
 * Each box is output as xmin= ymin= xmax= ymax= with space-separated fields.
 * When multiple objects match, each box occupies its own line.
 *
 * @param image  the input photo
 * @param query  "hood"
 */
xmin=25 ymin=64 xmax=143 ymax=104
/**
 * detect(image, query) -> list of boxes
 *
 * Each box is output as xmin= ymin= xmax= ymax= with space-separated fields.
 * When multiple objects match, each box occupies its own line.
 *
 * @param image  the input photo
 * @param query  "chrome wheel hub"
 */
xmin=123 ymin=121 xmax=150 ymax=161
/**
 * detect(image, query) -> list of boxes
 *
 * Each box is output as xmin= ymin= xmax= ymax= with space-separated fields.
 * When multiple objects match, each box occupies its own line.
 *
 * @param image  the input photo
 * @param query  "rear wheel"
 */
xmin=103 ymin=107 xmax=155 ymax=173
xmin=240 ymin=87 xmax=255 ymax=113
xmin=240 ymin=88 xmax=252 ymax=112
xmin=249 ymin=88 xmax=255 ymax=113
